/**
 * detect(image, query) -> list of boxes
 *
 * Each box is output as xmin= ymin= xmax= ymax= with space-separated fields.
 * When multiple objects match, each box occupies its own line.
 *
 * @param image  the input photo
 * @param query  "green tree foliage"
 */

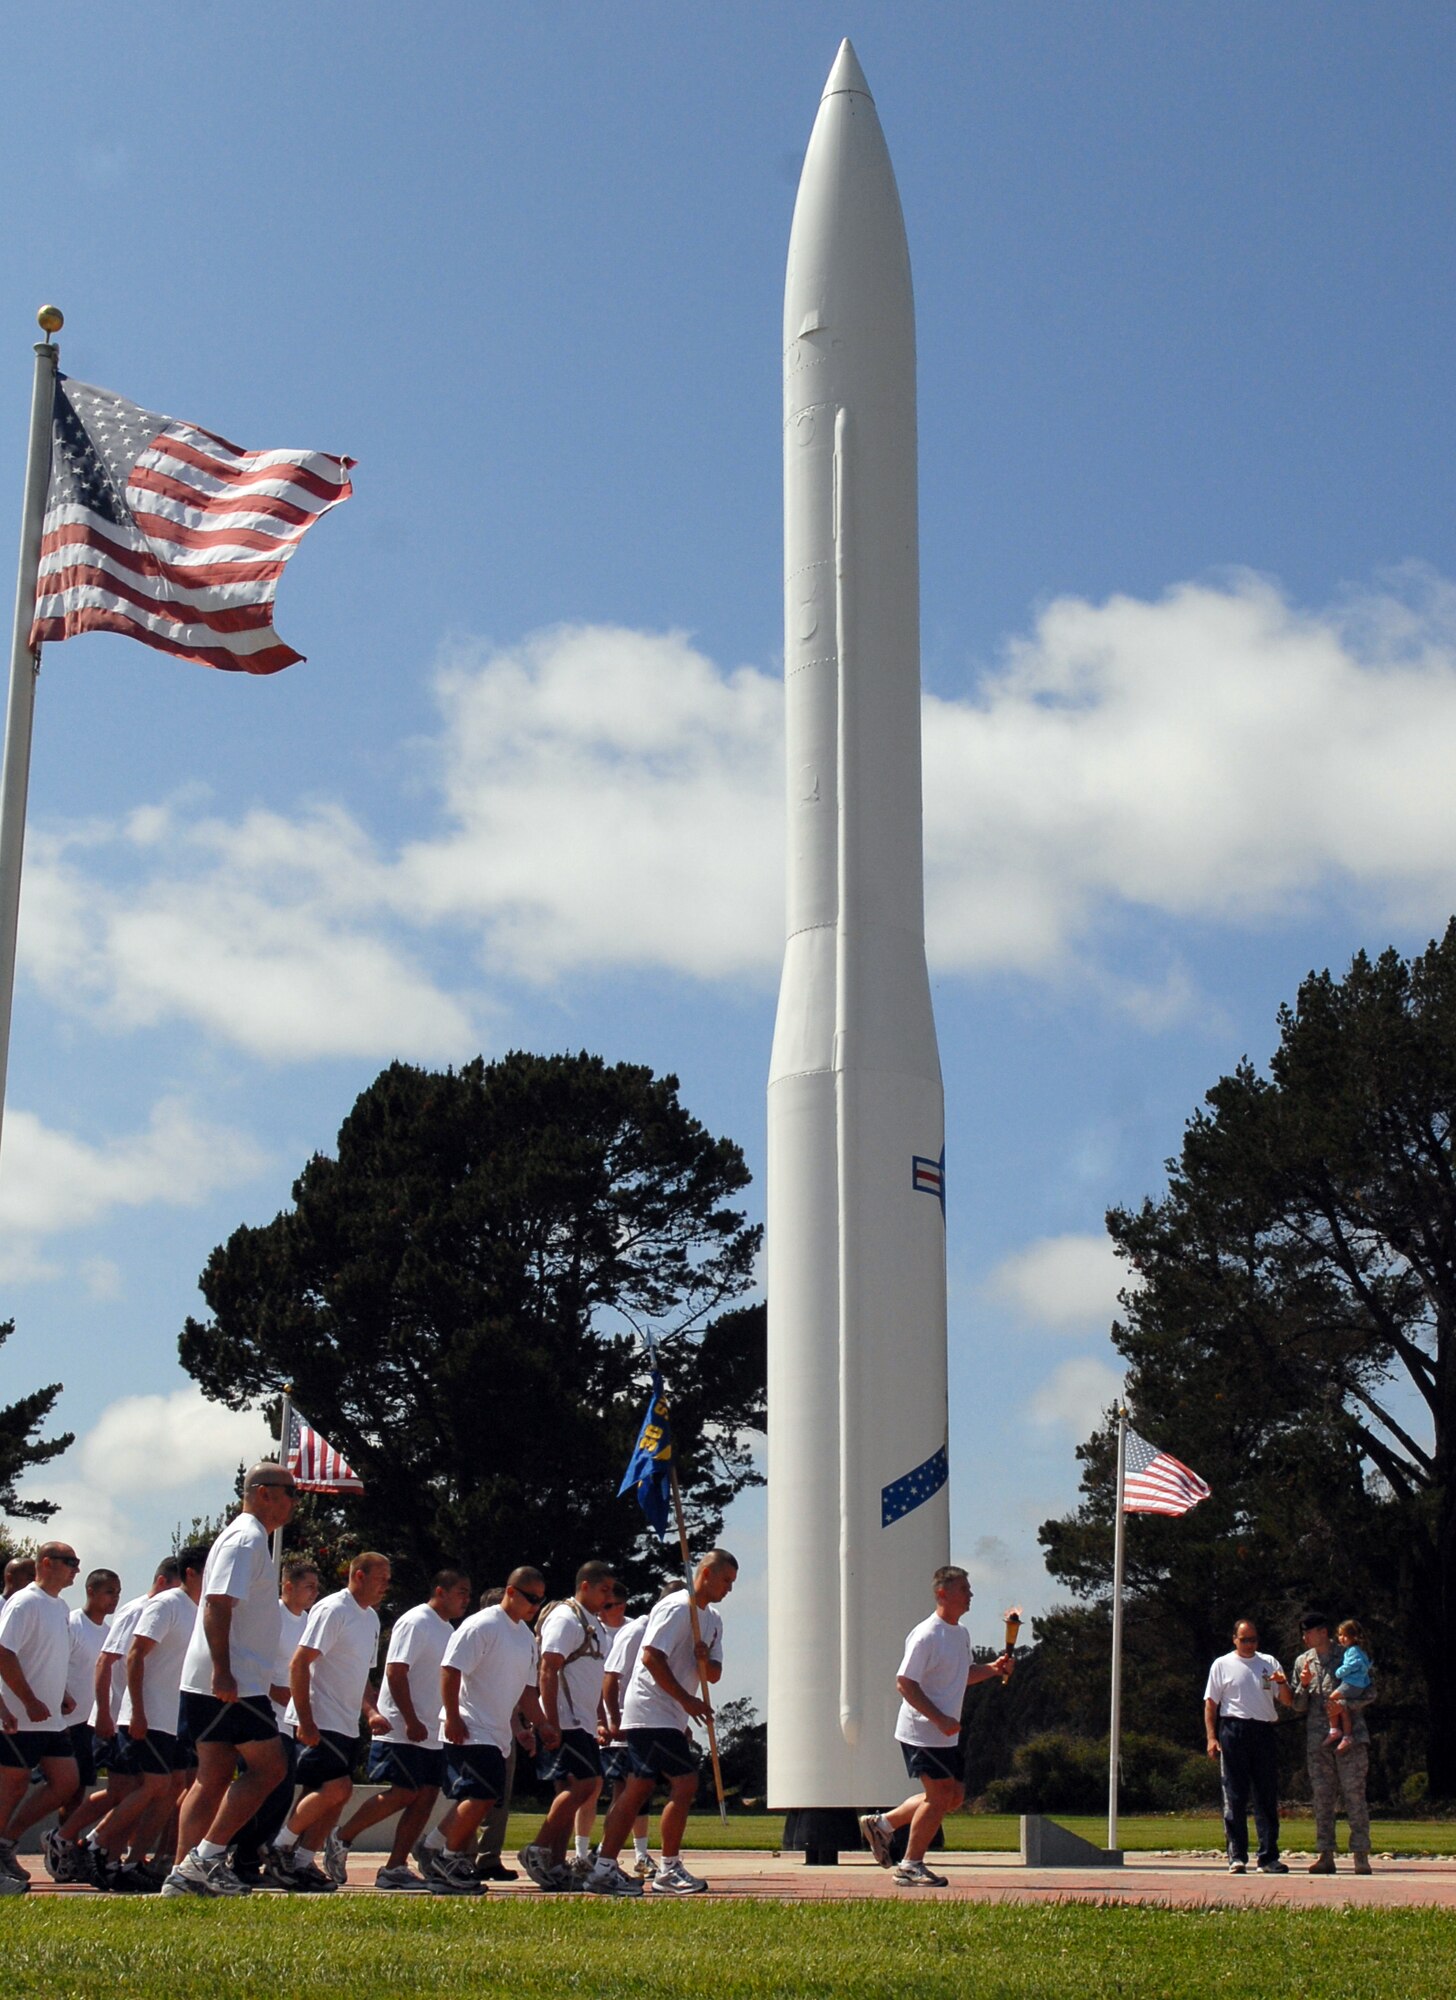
xmin=1039 ymin=925 xmax=1456 ymax=1795
xmin=0 ymin=1319 xmax=73 ymax=1522
xmin=179 ymin=1053 xmax=765 ymax=1601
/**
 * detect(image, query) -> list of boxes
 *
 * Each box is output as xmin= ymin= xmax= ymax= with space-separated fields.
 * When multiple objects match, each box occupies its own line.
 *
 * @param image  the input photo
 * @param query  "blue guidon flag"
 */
xmin=912 ymin=1149 xmax=945 ymax=1217
xmin=882 ymin=1443 xmax=948 ymax=1526
xmin=618 ymin=1369 xmax=674 ymax=1540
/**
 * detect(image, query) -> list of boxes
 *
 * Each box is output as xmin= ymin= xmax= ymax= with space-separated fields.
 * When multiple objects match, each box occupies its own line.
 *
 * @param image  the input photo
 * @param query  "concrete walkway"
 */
xmin=21 ymin=1848 xmax=1456 ymax=1909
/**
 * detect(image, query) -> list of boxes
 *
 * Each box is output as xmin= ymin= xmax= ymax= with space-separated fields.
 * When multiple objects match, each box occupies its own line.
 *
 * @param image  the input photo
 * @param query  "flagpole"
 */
xmin=272 ymin=1384 xmax=293 ymax=1582
xmin=0 ymin=311 xmax=61 ymax=1160
xmin=1107 ymin=1400 xmax=1128 ymax=1853
xmin=667 ymin=1460 xmax=729 ymax=1826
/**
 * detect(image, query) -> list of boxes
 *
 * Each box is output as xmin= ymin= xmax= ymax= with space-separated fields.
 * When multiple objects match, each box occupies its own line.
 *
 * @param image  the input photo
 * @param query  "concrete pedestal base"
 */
xmin=1020 ymin=1815 xmax=1123 ymax=1867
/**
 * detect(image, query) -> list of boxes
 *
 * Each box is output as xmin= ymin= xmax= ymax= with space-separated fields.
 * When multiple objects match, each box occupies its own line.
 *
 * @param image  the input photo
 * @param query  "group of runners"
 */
xmin=1 ymin=1464 xmax=1009 ymax=1899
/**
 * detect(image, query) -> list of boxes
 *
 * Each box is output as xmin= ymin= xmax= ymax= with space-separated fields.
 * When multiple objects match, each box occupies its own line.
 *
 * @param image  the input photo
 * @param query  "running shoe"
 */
xmin=651 ymin=1857 xmax=708 ymax=1895
xmin=1227 ymin=1860 xmax=1247 ymax=1874
xmin=430 ymin=1852 xmax=485 ymax=1895
xmin=891 ymin=1858 xmax=949 ymax=1888
xmin=160 ymin=1848 xmax=251 ymax=1898
xmin=0 ymin=1837 xmax=28 ymax=1884
xmin=1255 ymin=1861 xmax=1289 ymax=1875
xmin=0 ymin=1872 xmax=27 ymax=1896
xmin=375 ymin=1864 xmax=433 ymax=1893
xmin=43 ymin=1828 xmax=80 ymax=1883
xmin=322 ymin=1832 xmax=349 ymax=1887
xmin=632 ymin=1853 xmax=658 ymax=1880
xmin=582 ymin=1855 xmax=644 ymax=1898
xmin=518 ymin=1842 xmax=558 ymax=1891
xmin=859 ymin=1813 xmax=894 ymax=1868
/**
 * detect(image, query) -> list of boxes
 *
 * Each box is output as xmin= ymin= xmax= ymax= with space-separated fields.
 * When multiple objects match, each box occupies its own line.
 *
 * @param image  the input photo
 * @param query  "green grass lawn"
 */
xmin=6 ymin=1901 xmax=1456 ymax=1999
xmin=648 ymin=1811 xmax=1456 ymax=1855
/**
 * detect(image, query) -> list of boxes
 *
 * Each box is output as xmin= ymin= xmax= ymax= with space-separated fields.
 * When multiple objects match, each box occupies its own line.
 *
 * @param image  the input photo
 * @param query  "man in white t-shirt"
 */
xmin=162 ymin=1461 xmax=297 ymax=1899
xmin=38 ymin=1565 xmax=119 ymax=1879
xmin=87 ymin=1545 xmax=207 ymax=1890
xmin=599 ymin=1586 xmax=662 ymax=1879
xmin=585 ymin=1549 xmax=737 ymax=1900
xmin=859 ymin=1564 xmax=1014 ymax=1888
xmin=1203 ymin=1618 xmax=1292 ymax=1875
xmin=230 ymin=1558 xmax=320 ymax=1885
xmin=262 ymin=1552 xmax=390 ymax=1893
xmin=336 ymin=1568 xmax=472 ymax=1891
xmin=0 ymin=1540 xmax=83 ymax=1889
xmin=428 ymin=1566 xmax=553 ymax=1895
xmin=518 ymin=1559 xmax=617 ymax=1892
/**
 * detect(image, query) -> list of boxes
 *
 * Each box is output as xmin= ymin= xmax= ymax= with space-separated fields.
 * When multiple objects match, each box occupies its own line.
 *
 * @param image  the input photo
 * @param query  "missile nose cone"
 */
xmin=823 ymin=37 xmax=872 ymax=101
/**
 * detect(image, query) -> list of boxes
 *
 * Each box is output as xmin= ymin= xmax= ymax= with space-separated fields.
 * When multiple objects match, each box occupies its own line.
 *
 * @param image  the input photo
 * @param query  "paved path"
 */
xmin=21 ymin=1849 xmax=1456 ymax=1909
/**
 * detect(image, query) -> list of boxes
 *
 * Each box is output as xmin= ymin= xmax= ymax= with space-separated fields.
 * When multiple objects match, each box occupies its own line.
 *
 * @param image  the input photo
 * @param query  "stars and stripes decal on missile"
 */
xmin=881 ymin=1442 xmax=948 ymax=1526
xmin=912 ymin=1148 xmax=945 ymax=1216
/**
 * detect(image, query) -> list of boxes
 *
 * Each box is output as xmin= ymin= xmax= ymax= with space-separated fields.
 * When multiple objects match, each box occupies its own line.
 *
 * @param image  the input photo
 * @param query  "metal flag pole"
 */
xmin=667 ymin=1459 xmax=729 ymax=1826
xmin=0 ymin=309 xmax=62 ymax=1160
xmin=1107 ymin=1400 xmax=1129 ymax=1852
xmin=272 ymin=1384 xmax=294 ymax=1582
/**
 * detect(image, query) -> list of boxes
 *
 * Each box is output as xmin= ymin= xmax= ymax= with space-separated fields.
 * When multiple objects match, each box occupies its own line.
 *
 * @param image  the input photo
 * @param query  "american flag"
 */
xmin=286 ymin=1405 xmax=364 ymax=1495
xmin=1123 ymin=1427 xmax=1209 ymax=1516
xmin=30 ymin=377 xmax=352 ymax=675
xmin=882 ymin=1443 xmax=948 ymax=1526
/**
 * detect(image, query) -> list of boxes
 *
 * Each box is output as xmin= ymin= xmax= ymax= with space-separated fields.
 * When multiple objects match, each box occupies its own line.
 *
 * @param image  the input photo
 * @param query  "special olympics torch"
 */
xmin=1001 ymin=1606 xmax=1023 ymax=1681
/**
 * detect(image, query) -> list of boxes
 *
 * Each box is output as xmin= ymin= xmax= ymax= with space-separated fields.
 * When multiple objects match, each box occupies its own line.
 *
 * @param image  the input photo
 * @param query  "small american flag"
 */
xmin=30 ymin=376 xmax=352 ymax=675
xmin=1123 ymin=1427 xmax=1209 ymax=1516
xmin=287 ymin=1405 xmax=363 ymax=1495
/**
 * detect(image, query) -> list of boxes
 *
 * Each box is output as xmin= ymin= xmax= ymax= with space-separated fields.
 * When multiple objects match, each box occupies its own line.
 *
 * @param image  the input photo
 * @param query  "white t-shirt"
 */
xmin=1204 ymin=1649 xmax=1285 ymax=1724
xmin=66 ymin=1608 xmax=112 ymax=1713
xmin=93 ymin=1593 xmax=149 ymax=1727
xmin=379 ymin=1602 xmax=453 ymax=1750
xmin=537 ymin=1600 xmax=607 ymax=1733
xmin=603 ymin=1615 xmax=648 ymax=1683
xmin=439 ymin=1605 xmax=536 ymax=1753
xmin=180 ymin=1513 xmax=280 ymax=1700
xmin=621 ymin=1590 xmax=723 ymax=1733
xmin=120 ymin=1587 xmax=197 ymax=1734
xmin=894 ymin=1612 xmax=971 ymax=1747
xmin=286 ymin=1588 xmax=380 ymax=1739
xmin=272 ymin=1602 xmax=309 ymax=1729
xmin=0 ymin=1584 xmax=72 ymax=1734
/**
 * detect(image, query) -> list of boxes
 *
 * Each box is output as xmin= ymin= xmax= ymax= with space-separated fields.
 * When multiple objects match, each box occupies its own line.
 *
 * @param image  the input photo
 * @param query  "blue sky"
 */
xmin=2 ymin=3 xmax=1454 ymax=1709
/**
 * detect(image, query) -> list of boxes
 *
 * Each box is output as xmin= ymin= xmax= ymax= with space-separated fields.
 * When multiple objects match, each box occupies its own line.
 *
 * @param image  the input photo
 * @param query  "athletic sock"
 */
xmin=196 ymin=1840 xmax=228 ymax=1862
xmin=633 ymin=1835 xmax=650 ymax=1860
xmin=272 ymin=1829 xmax=301 ymax=1855
xmin=574 ymin=1836 xmax=592 ymax=1860
xmin=420 ymin=1830 xmax=444 ymax=1853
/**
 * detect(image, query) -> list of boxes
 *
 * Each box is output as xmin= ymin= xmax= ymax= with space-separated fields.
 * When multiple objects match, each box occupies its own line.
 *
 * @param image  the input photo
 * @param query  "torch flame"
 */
xmin=1002 ymin=1605 xmax=1023 ymax=1652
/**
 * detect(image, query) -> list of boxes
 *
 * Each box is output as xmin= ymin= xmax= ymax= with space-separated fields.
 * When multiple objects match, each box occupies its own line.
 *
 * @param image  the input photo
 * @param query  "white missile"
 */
xmin=767 ymin=41 xmax=950 ymax=1820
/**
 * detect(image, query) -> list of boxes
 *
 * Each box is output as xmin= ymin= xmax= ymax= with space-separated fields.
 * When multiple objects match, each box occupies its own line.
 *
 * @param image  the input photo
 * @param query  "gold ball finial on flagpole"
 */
xmin=37 ymin=306 xmax=63 ymax=337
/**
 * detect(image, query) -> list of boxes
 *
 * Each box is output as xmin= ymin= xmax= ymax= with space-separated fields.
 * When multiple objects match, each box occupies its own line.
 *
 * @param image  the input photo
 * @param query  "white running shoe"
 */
xmin=891 ymin=1857 xmax=949 ymax=1888
xmin=651 ymin=1856 xmax=708 ymax=1895
xmin=859 ymin=1813 xmax=894 ymax=1868
xmin=582 ymin=1855 xmax=644 ymax=1898
xmin=322 ymin=1831 xmax=349 ymax=1886
xmin=632 ymin=1852 xmax=658 ymax=1880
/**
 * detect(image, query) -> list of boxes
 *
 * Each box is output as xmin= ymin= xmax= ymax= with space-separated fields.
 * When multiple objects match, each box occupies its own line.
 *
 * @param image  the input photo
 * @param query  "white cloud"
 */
xmin=0 ymin=1099 xmax=267 ymax=1239
xmin=20 ymin=575 xmax=1456 ymax=1060
xmin=5 ymin=1387 xmax=266 ymax=1576
xmin=1028 ymin=1357 xmax=1123 ymax=1438
xmin=394 ymin=624 xmax=785 ymax=980
xmin=988 ymin=1232 xmax=1129 ymax=1332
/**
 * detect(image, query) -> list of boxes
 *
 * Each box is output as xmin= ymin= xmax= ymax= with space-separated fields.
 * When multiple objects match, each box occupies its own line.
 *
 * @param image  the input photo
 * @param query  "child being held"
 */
xmin=1324 ymin=1618 xmax=1372 ymax=1756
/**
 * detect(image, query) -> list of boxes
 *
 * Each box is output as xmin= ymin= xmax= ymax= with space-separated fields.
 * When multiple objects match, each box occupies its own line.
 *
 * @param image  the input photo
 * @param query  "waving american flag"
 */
xmin=287 ymin=1405 xmax=363 ymax=1495
xmin=30 ymin=377 xmax=352 ymax=674
xmin=1123 ymin=1428 xmax=1209 ymax=1516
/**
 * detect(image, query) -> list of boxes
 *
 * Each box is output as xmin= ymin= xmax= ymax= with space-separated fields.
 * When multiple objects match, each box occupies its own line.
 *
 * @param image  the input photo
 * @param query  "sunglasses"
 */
xmin=515 ymin=1588 xmax=546 ymax=1605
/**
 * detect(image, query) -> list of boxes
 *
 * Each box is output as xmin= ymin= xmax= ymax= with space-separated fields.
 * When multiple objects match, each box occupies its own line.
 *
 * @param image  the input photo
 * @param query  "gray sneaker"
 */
xmin=430 ymin=1852 xmax=485 ymax=1896
xmin=0 ymin=1873 xmax=28 ymax=1896
xmin=632 ymin=1853 xmax=658 ymax=1880
xmin=583 ymin=1855 xmax=644 ymax=1898
xmin=375 ymin=1864 xmax=432 ymax=1893
xmin=859 ymin=1813 xmax=893 ymax=1868
xmin=0 ymin=1838 xmax=28 ymax=1885
xmin=161 ymin=1848 xmax=251 ymax=1898
xmin=322 ymin=1832 xmax=349 ymax=1887
xmin=518 ymin=1842 xmax=558 ymax=1891
xmin=43 ymin=1828 xmax=80 ymax=1883
xmin=412 ymin=1838 xmax=446 ymax=1880
xmin=651 ymin=1857 xmax=708 ymax=1895
xmin=287 ymin=1858 xmax=338 ymax=1894
xmin=891 ymin=1858 xmax=949 ymax=1888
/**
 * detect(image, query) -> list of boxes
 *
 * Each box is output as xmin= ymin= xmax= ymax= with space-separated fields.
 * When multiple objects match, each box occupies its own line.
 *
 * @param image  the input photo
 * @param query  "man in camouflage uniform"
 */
xmin=1290 ymin=1611 xmax=1372 ymax=1875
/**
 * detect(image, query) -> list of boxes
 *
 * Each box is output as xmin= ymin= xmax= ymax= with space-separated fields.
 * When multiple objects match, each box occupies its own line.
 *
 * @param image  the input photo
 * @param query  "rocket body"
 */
xmin=767 ymin=42 xmax=950 ymax=1810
